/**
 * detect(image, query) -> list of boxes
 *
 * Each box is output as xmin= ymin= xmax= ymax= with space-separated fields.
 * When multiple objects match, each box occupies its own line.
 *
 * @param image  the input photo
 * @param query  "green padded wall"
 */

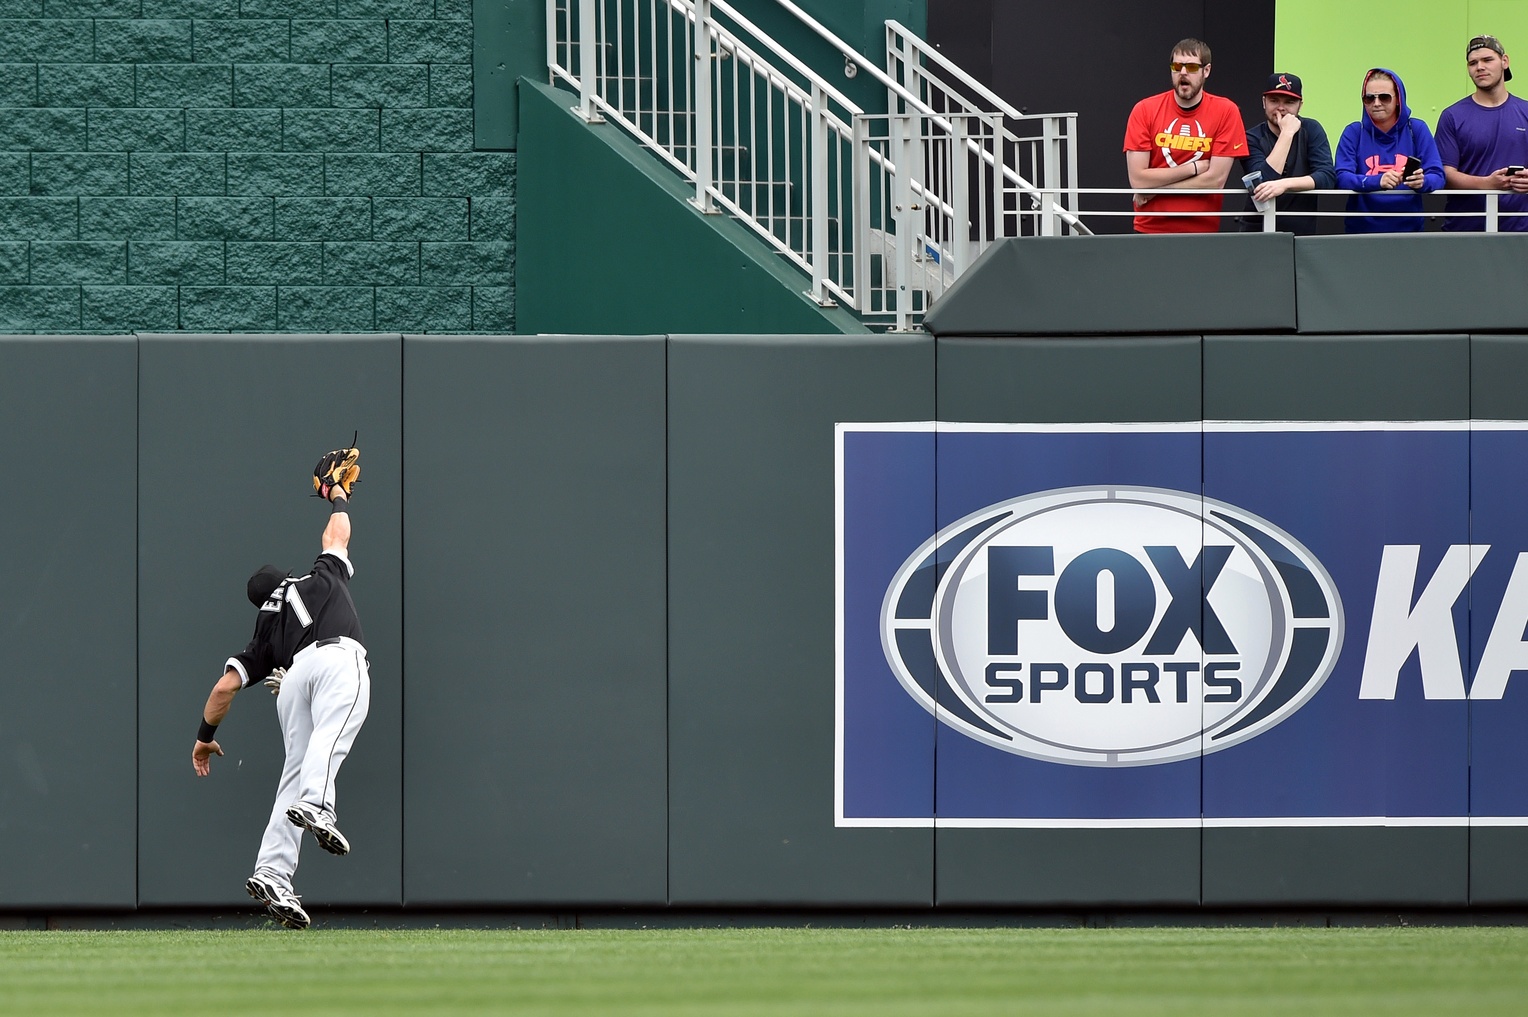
xmin=0 ymin=338 xmax=137 ymax=908
xmin=1468 ymin=333 xmax=1528 ymax=905
xmin=924 ymin=235 xmax=1296 ymax=337
xmin=933 ymin=335 xmax=1204 ymax=906
xmin=1200 ymin=333 xmax=1470 ymax=906
xmin=516 ymin=80 xmax=867 ymax=337
xmin=667 ymin=333 xmax=934 ymax=905
xmin=8 ymin=325 xmax=1528 ymax=915
xmin=1295 ymin=235 xmax=1528 ymax=335
xmin=936 ymin=335 xmax=1203 ymax=423
xmin=136 ymin=334 xmax=403 ymax=908
xmin=402 ymin=335 xmax=667 ymax=905
xmin=1204 ymin=335 xmax=1471 ymax=421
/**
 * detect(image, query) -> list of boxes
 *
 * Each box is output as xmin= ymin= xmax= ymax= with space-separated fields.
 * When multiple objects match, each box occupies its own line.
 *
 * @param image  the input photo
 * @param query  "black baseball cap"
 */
xmin=247 ymin=565 xmax=287 ymax=607
xmin=1264 ymin=72 xmax=1303 ymax=99
xmin=1468 ymin=35 xmax=1513 ymax=82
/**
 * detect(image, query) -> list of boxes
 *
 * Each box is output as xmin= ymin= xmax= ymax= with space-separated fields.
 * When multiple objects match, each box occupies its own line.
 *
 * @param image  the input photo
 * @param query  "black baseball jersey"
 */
xmin=225 ymin=549 xmax=365 ymax=687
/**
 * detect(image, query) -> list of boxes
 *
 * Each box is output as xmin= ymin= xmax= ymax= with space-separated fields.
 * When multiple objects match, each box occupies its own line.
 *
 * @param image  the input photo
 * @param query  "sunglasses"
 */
xmin=1170 ymin=61 xmax=1204 ymax=73
xmin=1363 ymin=92 xmax=1396 ymax=103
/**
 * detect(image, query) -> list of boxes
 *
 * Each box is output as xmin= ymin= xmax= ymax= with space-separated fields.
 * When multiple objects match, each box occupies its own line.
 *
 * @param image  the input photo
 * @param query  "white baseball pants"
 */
xmin=252 ymin=636 xmax=370 ymax=888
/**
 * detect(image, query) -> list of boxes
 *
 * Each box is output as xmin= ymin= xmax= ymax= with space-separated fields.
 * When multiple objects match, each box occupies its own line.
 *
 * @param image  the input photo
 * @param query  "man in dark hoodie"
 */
xmin=1335 ymin=67 xmax=1445 ymax=232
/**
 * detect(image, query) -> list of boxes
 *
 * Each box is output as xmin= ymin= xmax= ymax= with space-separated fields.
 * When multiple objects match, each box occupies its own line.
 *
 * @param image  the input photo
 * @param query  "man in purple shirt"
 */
xmin=1437 ymin=34 xmax=1528 ymax=230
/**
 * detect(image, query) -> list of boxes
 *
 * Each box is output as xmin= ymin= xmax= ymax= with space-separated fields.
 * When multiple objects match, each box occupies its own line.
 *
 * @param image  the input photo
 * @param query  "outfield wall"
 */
xmin=4 ymin=235 xmax=1528 ymax=912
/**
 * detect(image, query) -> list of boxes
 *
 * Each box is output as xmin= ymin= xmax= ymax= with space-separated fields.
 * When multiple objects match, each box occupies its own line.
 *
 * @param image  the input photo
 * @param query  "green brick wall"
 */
xmin=0 ymin=0 xmax=512 ymax=333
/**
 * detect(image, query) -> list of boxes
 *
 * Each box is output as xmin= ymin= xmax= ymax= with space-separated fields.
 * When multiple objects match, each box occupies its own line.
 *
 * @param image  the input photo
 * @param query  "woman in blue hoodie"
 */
xmin=1336 ymin=67 xmax=1445 ymax=232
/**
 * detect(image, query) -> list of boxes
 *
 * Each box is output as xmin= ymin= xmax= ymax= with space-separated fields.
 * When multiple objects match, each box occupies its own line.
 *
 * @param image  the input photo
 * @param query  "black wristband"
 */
xmin=197 ymin=719 xmax=218 ymax=744
xmin=331 ymin=495 xmax=349 ymax=514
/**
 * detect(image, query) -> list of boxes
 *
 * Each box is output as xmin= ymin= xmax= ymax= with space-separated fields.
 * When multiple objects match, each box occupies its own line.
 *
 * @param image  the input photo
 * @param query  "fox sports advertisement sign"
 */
xmin=836 ymin=422 xmax=1528 ymax=828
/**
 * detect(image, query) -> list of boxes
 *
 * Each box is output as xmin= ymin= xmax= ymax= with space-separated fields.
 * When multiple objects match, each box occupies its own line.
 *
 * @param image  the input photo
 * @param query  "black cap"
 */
xmin=1264 ymin=72 xmax=1302 ymax=98
xmin=1468 ymin=35 xmax=1513 ymax=82
xmin=247 ymin=565 xmax=286 ymax=607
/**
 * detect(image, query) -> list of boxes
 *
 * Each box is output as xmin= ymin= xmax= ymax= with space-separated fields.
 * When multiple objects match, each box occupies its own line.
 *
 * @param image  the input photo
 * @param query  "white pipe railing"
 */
xmin=547 ymin=0 xmax=1085 ymax=331
xmin=884 ymin=21 xmax=1086 ymax=237
xmin=1027 ymin=188 xmax=1527 ymax=233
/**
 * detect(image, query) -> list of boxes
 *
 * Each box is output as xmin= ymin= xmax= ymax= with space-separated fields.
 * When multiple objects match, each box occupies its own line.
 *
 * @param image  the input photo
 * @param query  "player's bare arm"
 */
xmin=323 ymin=490 xmax=351 ymax=554
xmin=192 ymin=669 xmax=242 ymax=776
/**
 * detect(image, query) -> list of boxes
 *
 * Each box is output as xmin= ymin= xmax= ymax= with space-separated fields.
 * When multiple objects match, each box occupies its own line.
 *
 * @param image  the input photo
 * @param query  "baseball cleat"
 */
xmin=245 ymin=872 xmax=310 ymax=930
xmin=286 ymin=800 xmax=351 ymax=856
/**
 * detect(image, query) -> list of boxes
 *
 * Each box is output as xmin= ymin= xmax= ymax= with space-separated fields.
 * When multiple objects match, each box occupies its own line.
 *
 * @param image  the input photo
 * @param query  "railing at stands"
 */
xmin=1032 ymin=188 xmax=1527 ymax=232
xmin=884 ymin=22 xmax=1086 ymax=241
xmin=546 ymin=0 xmax=1086 ymax=330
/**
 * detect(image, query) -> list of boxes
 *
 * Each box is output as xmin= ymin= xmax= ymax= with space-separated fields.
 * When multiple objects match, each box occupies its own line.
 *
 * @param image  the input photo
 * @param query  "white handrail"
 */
xmin=708 ymin=0 xmax=861 ymax=116
xmin=1024 ymin=187 xmax=1528 ymax=233
xmin=548 ymin=0 xmax=1089 ymax=330
xmin=884 ymin=21 xmax=1087 ymax=236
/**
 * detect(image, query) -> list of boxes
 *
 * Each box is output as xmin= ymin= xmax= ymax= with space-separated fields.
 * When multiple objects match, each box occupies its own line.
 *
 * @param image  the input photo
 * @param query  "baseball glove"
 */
xmin=313 ymin=442 xmax=360 ymax=500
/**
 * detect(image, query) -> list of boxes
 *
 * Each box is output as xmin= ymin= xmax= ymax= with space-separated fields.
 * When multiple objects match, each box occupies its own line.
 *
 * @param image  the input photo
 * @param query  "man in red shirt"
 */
xmin=1124 ymin=39 xmax=1248 ymax=233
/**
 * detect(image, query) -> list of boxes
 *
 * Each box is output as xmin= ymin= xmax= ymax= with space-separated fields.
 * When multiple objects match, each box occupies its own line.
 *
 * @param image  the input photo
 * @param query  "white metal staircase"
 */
xmin=547 ymin=0 xmax=1088 ymax=331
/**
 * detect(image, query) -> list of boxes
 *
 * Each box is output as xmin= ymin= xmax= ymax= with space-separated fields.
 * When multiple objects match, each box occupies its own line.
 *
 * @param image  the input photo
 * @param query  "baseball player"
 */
xmin=192 ymin=445 xmax=370 ymax=930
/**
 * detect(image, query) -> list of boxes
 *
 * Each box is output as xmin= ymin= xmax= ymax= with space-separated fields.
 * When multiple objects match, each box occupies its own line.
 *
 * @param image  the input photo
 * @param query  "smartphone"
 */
xmin=1509 ymin=165 xmax=1526 ymax=175
xmin=1404 ymin=156 xmax=1423 ymax=177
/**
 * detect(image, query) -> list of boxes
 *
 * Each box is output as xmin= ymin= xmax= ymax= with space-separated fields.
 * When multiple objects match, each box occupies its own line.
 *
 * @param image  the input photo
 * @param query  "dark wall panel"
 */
xmin=1296 ymin=235 xmax=1528 ymax=334
xmin=933 ymin=334 xmax=1203 ymax=906
xmin=402 ymin=335 xmax=668 ymax=905
xmin=1467 ymin=334 xmax=1528 ymax=905
xmin=924 ymin=234 xmax=1295 ymax=337
xmin=1203 ymin=334 xmax=1469 ymax=421
xmin=0 ymin=338 xmax=138 ymax=908
xmin=1201 ymin=333 xmax=1469 ymax=906
xmin=926 ymin=0 xmax=990 ymax=87
xmin=1470 ymin=829 xmax=1528 ymax=905
xmin=137 ymin=335 xmax=403 ymax=907
xmin=937 ymin=335 xmax=1203 ymax=422
xmin=1204 ymin=0 xmax=1279 ymax=129
xmin=1203 ymin=829 xmax=1468 ymax=906
xmin=668 ymin=334 xmax=935 ymax=905
xmin=937 ymin=830 xmax=1202 ymax=907
xmin=1473 ymin=334 xmax=1528 ymax=421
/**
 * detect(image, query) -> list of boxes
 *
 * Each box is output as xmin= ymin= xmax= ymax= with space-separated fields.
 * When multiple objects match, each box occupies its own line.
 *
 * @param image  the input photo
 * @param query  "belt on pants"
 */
xmin=293 ymin=635 xmax=366 ymax=664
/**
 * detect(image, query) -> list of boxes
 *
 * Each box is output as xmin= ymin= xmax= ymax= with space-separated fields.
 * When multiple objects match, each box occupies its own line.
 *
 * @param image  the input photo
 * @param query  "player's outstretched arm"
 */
xmin=322 ymin=489 xmax=351 ymax=555
xmin=192 ymin=669 xmax=241 ymax=776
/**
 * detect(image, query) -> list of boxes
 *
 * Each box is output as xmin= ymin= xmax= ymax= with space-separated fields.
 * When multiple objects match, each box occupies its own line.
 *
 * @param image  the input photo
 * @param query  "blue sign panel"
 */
xmin=837 ymin=422 xmax=1525 ymax=828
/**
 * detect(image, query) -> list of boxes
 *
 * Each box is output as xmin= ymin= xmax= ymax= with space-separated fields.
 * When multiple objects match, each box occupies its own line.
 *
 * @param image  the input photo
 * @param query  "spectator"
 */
xmin=1437 ymin=35 xmax=1528 ymax=231
xmin=1239 ymin=73 xmax=1336 ymax=235
xmin=1123 ymin=38 xmax=1248 ymax=233
xmin=1335 ymin=68 xmax=1444 ymax=233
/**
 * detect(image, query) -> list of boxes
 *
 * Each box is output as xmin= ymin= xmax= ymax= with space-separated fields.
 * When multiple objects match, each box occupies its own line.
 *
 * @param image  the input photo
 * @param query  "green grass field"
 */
xmin=1 ymin=926 xmax=1525 ymax=1015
